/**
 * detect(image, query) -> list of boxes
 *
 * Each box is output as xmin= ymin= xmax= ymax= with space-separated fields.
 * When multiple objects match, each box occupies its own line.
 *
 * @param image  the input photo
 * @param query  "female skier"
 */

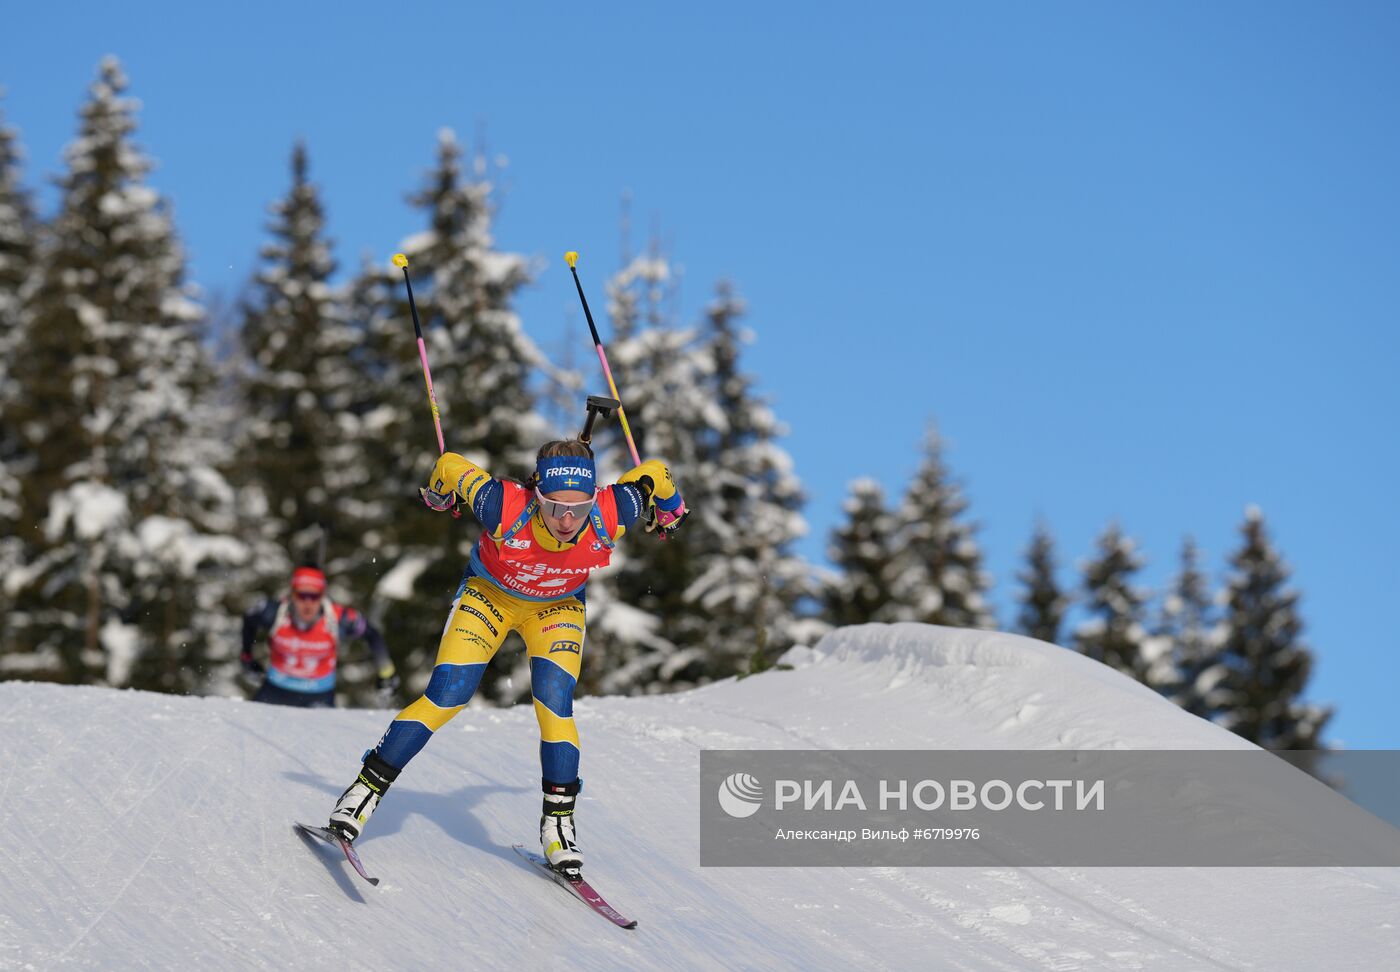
xmin=326 ymin=438 xmax=686 ymax=876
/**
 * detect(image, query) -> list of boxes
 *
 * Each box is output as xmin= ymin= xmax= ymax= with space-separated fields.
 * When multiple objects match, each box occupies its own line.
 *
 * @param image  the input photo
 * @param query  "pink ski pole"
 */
xmin=393 ymin=253 xmax=458 ymax=518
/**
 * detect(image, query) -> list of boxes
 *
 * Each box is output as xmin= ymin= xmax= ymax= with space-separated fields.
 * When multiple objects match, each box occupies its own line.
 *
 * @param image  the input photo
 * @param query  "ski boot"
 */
xmin=328 ymin=751 xmax=400 ymax=842
xmin=540 ymin=777 xmax=583 ymax=878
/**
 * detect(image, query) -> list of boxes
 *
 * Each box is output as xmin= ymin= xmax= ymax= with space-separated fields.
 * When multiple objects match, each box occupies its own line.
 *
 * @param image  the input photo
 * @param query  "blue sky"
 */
xmin=5 ymin=3 xmax=1398 ymax=745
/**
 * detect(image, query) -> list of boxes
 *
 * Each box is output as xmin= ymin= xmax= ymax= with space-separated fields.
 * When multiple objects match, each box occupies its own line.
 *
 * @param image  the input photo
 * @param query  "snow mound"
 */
xmin=747 ymin=622 xmax=1250 ymax=751
xmin=4 ymin=623 xmax=1398 ymax=970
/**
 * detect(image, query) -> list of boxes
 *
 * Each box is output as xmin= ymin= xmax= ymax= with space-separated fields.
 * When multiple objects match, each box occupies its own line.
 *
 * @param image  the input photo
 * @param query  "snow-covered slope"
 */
xmin=5 ymin=624 xmax=1399 ymax=970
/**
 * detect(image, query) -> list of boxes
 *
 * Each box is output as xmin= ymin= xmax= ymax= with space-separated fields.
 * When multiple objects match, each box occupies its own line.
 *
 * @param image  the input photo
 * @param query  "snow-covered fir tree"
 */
xmin=1072 ymin=522 xmax=1151 ymax=680
xmin=337 ymin=131 xmax=537 ymax=704
xmin=679 ymin=281 xmax=819 ymax=677
xmin=235 ymin=141 xmax=357 ymax=570
xmin=1146 ymin=536 xmax=1223 ymax=715
xmin=6 ymin=59 xmax=244 ymax=691
xmin=823 ymin=479 xmax=900 ymax=627
xmin=0 ymin=87 xmax=34 ymax=429
xmin=594 ymin=245 xmax=702 ymax=471
xmin=401 ymin=131 xmax=541 ymax=474
xmin=582 ymin=247 xmax=715 ymax=693
xmin=1015 ymin=520 xmax=1068 ymax=645
xmin=563 ymin=243 xmax=818 ymax=693
xmin=885 ymin=424 xmax=995 ymax=629
xmin=0 ymin=90 xmax=37 ymax=663
xmin=1215 ymin=507 xmax=1330 ymax=749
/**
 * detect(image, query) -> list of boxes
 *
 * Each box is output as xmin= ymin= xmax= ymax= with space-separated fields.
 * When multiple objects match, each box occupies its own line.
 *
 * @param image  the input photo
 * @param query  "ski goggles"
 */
xmin=535 ymin=488 xmax=597 ymax=520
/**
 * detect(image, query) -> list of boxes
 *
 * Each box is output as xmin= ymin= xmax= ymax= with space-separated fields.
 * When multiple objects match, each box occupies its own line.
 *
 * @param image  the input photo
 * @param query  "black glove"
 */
xmin=240 ymin=652 xmax=265 ymax=679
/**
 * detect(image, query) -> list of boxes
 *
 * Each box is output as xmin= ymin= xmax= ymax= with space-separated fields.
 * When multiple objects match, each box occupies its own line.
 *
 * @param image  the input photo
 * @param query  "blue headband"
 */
xmin=536 ymin=455 xmax=596 ymax=495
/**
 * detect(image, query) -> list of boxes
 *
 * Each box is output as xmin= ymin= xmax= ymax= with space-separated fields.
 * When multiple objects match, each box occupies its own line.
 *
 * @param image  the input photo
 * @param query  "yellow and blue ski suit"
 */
xmin=372 ymin=452 xmax=682 ymax=785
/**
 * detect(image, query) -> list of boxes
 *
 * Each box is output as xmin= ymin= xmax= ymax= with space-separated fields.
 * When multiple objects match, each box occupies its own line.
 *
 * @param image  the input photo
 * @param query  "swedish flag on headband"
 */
xmin=537 ymin=454 xmax=595 ymax=493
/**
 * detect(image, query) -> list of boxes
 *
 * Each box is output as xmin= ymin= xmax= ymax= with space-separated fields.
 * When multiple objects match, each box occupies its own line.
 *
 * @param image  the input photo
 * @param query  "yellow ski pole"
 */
xmin=564 ymin=251 xmax=643 ymax=468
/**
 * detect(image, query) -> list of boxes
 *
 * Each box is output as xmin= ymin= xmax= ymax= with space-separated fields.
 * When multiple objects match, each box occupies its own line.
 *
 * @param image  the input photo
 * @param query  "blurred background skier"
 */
xmin=240 ymin=564 xmax=399 ymax=708
xmin=324 ymin=437 xmax=686 ymax=877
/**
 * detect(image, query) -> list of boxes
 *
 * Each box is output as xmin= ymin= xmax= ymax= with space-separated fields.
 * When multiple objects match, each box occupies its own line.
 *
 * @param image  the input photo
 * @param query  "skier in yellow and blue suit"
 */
xmin=327 ymin=437 xmax=686 ymax=876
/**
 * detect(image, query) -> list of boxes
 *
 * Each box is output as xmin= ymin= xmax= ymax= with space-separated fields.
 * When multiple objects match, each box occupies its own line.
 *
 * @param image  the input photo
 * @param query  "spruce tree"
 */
xmin=9 ymin=58 xmax=155 ymax=684
xmin=886 ymin=424 xmax=995 ymax=629
xmin=580 ymin=248 xmax=711 ymax=693
xmin=0 ymin=91 xmax=37 ymax=667
xmin=8 ymin=58 xmax=243 ymax=691
xmin=0 ymin=87 xmax=34 ymax=440
xmin=1072 ymin=522 xmax=1151 ymax=680
xmin=681 ymin=281 xmax=816 ymax=677
xmin=338 ymin=131 xmax=535 ymax=705
xmin=1015 ymin=520 xmax=1068 ymax=645
xmin=823 ymin=479 xmax=900 ymax=627
xmin=408 ymin=133 xmax=539 ymax=475
xmin=1149 ymin=536 xmax=1221 ymax=715
xmin=1216 ymin=508 xmax=1330 ymax=749
xmin=235 ymin=141 xmax=353 ymax=564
